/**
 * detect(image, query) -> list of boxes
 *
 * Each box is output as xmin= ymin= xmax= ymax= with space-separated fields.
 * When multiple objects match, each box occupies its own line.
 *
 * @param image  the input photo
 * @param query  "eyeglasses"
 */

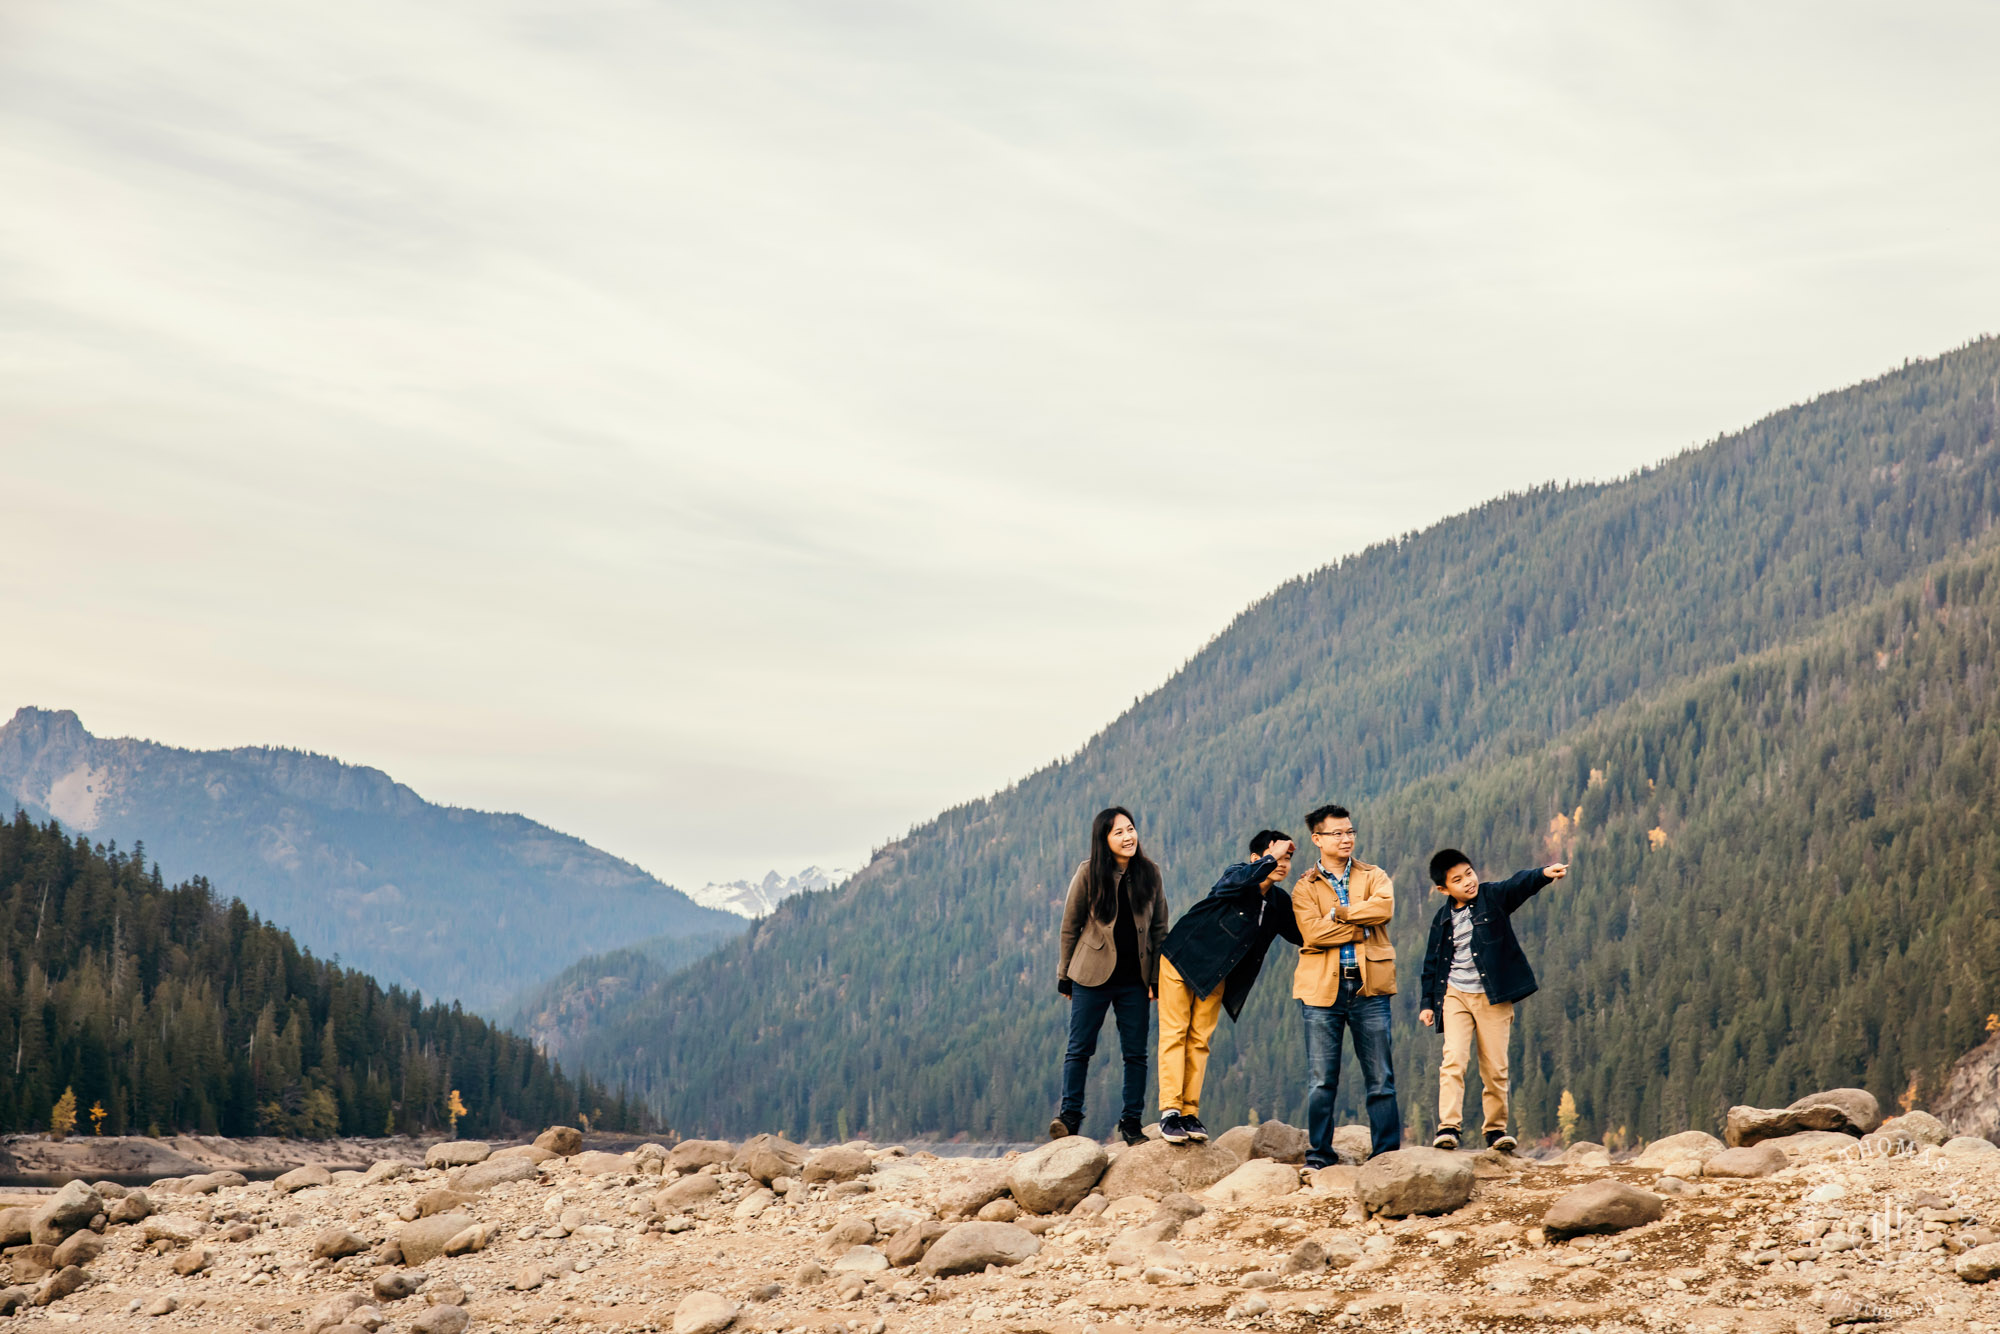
xmin=1313 ymin=829 xmax=1357 ymax=840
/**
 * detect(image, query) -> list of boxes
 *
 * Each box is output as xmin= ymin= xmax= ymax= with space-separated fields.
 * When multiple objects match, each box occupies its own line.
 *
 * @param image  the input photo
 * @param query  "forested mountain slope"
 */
xmin=534 ymin=341 xmax=2000 ymax=1144
xmin=0 ymin=813 xmax=648 ymax=1137
xmin=0 ymin=710 xmax=743 ymax=1011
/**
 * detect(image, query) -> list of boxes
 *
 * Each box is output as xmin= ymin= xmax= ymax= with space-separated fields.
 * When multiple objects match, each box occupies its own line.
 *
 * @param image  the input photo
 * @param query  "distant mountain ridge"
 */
xmin=541 ymin=338 xmax=2000 ymax=1144
xmin=685 ymin=866 xmax=848 ymax=918
xmin=0 ymin=708 xmax=743 ymax=1011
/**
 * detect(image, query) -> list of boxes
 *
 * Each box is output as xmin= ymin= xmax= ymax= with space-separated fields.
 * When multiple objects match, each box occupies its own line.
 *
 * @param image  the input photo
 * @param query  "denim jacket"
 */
xmin=1160 ymin=856 xmax=1304 ymax=1021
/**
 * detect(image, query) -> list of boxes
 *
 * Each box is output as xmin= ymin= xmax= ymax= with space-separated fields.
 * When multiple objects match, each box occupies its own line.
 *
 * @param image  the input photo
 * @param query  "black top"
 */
xmin=1418 ymin=868 xmax=1553 ymax=1027
xmin=1159 ymin=855 xmax=1304 ymax=1021
xmin=1108 ymin=869 xmax=1142 ymax=987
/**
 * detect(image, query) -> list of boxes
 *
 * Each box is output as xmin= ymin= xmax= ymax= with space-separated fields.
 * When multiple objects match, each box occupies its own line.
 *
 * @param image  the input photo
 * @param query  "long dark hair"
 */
xmin=1087 ymin=806 xmax=1160 ymax=923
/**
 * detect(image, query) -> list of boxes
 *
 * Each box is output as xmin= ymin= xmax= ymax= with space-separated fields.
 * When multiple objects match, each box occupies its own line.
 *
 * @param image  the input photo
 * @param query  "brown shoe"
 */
xmin=1049 ymin=1115 xmax=1077 ymax=1140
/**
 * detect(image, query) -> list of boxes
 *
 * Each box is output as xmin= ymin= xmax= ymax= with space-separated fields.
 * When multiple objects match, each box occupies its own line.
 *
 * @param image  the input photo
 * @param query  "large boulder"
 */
xmin=0 ymin=1208 xmax=33 ymax=1247
xmin=918 ymin=1221 xmax=1041 ymax=1277
xmin=1874 ymin=1111 xmax=1948 ymax=1147
xmin=655 ymin=1175 xmax=721 ymax=1210
xmin=449 ymin=1156 xmax=541 ymax=1193
xmin=802 ymin=1147 xmax=875 ymax=1184
xmin=669 ymin=1140 xmax=736 ymax=1172
xmin=105 ymin=1192 xmax=152 ymax=1224
xmin=1201 ymin=1160 xmax=1301 ymax=1208
xmin=1543 ymin=1180 xmax=1665 ymax=1237
xmin=532 ymin=1126 xmax=583 ymax=1157
xmin=1724 ymin=1089 xmax=1881 ymax=1146
xmin=1355 ymin=1148 xmax=1474 ymax=1218
xmin=1703 ymin=1143 xmax=1789 ymax=1178
xmin=398 ymin=1213 xmax=475 ymax=1267
xmin=1213 ymin=1125 xmax=1257 ymax=1161
xmin=884 ymin=1221 xmax=952 ymax=1267
xmin=1959 ymin=1243 xmax=2000 ymax=1283
xmin=1944 ymin=1136 xmax=2000 ymax=1158
xmin=1330 ymin=1124 xmax=1374 ymax=1165
xmin=312 ymin=1226 xmax=369 ymax=1260
xmin=423 ymin=1142 xmax=492 ymax=1169
xmin=937 ymin=1165 xmax=1013 ymax=1219
xmin=28 ymin=1182 xmax=102 ymax=1246
xmin=732 ymin=1134 xmax=807 ymax=1184
xmin=1250 ymin=1120 xmax=1310 ymax=1165
xmin=1096 ymin=1140 xmax=1240 ymax=1200
xmin=1758 ymin=1130 xmax=1865 ymax=1160
xmin=1635 ymin=1131 xmax=1724 ymax=1172
xmin=673 ymin=1290 xmax=739 ymax=1334
xmin=1007 ymin=1138 xmax=1108 ymax=1214
xmin=274 ymin=1164 xmax=331 ymax=1195
xmin=571 ymin=1151 xmax=635 ymax=1176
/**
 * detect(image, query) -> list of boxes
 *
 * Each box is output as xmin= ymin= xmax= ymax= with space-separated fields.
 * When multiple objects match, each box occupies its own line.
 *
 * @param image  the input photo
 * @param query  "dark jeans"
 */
xmin=1059 ymin=980 xmax=1151 ymax=1129
xmin=1301 ymin=976 xmax=1401 ymax=1166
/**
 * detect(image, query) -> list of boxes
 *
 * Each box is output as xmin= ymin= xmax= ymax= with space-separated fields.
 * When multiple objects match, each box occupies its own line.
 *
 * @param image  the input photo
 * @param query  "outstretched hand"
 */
xmin=1543 ymin=863 xmax=1569 ymax=880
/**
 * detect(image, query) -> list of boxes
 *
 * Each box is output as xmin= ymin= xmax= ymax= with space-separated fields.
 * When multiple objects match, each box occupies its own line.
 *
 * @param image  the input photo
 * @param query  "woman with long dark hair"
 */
xmin=1053 ymin=806 xmax=1168 ymax=1144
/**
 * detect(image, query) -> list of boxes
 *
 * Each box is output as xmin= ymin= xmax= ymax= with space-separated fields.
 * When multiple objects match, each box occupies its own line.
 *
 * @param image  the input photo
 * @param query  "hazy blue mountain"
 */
xmin=0 ymin=708 xmax=743 ymax=1011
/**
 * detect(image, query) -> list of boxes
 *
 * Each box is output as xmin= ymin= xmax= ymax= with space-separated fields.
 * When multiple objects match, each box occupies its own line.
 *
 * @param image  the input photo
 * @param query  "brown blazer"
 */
xmin=1058 ymin=860 xmax=1169 ymax=990
xmin=1291 ymin=858 xmax=1397 ymax=1001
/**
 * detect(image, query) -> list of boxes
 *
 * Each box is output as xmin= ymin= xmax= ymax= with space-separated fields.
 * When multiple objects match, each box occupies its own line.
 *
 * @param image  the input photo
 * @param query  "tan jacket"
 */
xmin=1058 ymin=860 xmax=1169 ymax=990
xmin=1291 ymin=858 xmax=1397 ymax=1001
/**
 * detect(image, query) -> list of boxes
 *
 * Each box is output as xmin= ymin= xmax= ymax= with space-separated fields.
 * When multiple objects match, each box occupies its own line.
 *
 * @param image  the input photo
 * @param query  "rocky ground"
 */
xmin=2 ymin=1091 xmax=1998 ymax=1334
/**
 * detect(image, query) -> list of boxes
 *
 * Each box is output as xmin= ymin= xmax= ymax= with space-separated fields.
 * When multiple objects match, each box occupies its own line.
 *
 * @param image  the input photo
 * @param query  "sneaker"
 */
xmin=1183 ymin=1115 xmax=1210 ymax=1143
xmin=1116 ymin=1119 xmax=1147 ymax=1147
xmin=1432 ymin=1126 xmax=1461 ymax=1151
xmin=1049 ymin=1115 xmax=1077 ymax=1141
xmin=1487 ymin=1131 xmax=1517 ymax=1153
xmin=1159 ymin=1111 xmax=1191 ymax=1144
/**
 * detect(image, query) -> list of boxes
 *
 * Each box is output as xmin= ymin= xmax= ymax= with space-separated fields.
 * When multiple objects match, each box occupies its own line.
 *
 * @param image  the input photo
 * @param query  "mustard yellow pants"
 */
xmin=1439 ymin=986 xmax=1514 ymax=1135
xmin=1156 ymin=956 xmax=1225 ymax=1116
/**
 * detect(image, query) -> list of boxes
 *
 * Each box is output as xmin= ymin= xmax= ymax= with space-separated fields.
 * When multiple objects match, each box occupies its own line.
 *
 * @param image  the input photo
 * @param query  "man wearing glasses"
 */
xmin=1290 ymin=804 xmax=1402 ymax=1168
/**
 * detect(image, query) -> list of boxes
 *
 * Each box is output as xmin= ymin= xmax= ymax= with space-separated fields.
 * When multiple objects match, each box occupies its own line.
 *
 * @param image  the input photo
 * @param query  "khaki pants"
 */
xmin=1439 ymin=986 xmax=1514 ymax=1135
xmin=1156 ymin=957 xmax=1225 ymax=1116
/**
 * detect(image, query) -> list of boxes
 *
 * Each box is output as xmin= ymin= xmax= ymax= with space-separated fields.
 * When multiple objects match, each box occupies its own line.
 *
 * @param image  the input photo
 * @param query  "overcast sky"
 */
xmin=4 ymin=0 xmax=1998 ymax=888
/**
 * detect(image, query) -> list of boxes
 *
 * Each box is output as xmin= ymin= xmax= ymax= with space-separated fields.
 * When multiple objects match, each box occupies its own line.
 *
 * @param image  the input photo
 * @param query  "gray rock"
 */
xmin=1095 ymin=1139 xmax=1241 ymax=1199
xmin=34 ymin=1271 xmax=95 ymax=1308
xmin=141 ymin=1294 xmax=179 ymax=1317
xmin=976 ymin=1198 xmax=1019 ymax=1221
xmin=303 ymin=1290 xmax=371 ymax=1334
xmin=1250 ymin=1119 xmax=1310 ymax=1164
xmin=1635 ymin=1130 xmax=1724 ymax=1170
xmin=313 ymin=1226 xmax=370 ymax=1260
xmin=1331 ymin=1124 xmax=1375 ymax=1164
xmin=1874 ymin=1111 xmax=1948 ymax=1146
xmin=673 ymin=1289 xmax=739 ymax=1334
xmin=1703 ymin=1143 xmax=1789 ymax=1178
xmin=570 ymin=1150 xmax=635 ymax=1175
xmin=793 ymin=1261 xmax=825 ymax=1286
xmin=533 ymin=1125 xmax=583 ymax=1156
xmin=819 ymin=1214 xmax=878 ymax=1253
xmin=669 ymin=1140 xmax=737 ymax=1172
xmin=1354 ymin=1148 xmax=1474 ymax=1218
xmin=1958 ymin=1242 xmax=2000 ymax=1283
xmin=656 ymin=1174 xmax=722 ymax=1209
xmin=1240 ymin=1269 xmax=1285 ymax=1288
xmin=1724 ymin=1088 xmax=1881 ymax=1146
xmin=1007 ymin=1136 xmax=1109 ymax=1214
xmin=372 ymin=1270 xmax=425 ymax=1302
xmin=410 ymin=1306 xmax=470 ymax=1334
xmin=1213 ymin=1125 xmax=1256 ymax=1160
xmin=0 ymin=1287 xmax=27 ymax=1317
xmin=1543 ymin=1180 xmax=1665 ymax=1236
xmin=171 ymin=1247 xmax=213 ymax=1277
xmin=28 ymin=1181 xmax=101 ymax=1246
xmin=106 ymin=1191 xmax=153 ymax=1224
xmin=50 ymin=1231 xmax=102 ymax=1269
xmin=397 ymin=1213 xmax=475 ymax=1266
xmin=832 ymin=1245 xmax=889 ymax=1273
xmin=919 ymin=1221 xmax=1041 ymax=1276
xmin=802 ymin=1146 xmax=875 ymax=1183
xmin=274 ymin=1164 xmax=332 ymax=1195
xmin=937 ymin=1165 xmax=1013 ymax=1218
xmin=1944 ymin=1136 xmax=2000 ymax=1157
xmin=449 ymin=1155 xmax=541 ymax=1193
xmin=1284 ymin=1239 xmax=1329 ymax=1273
xmin=0 ymin=1207 xmax=32 ymax=1246
xmin=883 ymin=1222 xmax=951 ymax=1266
xmin=422 ymin=1141 xmax=491 ymax=1169
xmin=1201 ymin=1159 xmax=1301 ymax=1207
xmin=732 ymin=1133 xmax=807 ymax=1184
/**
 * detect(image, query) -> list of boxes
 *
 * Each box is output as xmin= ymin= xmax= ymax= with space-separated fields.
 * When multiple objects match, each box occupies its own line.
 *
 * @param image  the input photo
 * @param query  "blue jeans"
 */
xmin=1301 ymin=977 xmax=1401 ymax=1166
xmin=1059 ymin=981 xmax=1151 ymax=1129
